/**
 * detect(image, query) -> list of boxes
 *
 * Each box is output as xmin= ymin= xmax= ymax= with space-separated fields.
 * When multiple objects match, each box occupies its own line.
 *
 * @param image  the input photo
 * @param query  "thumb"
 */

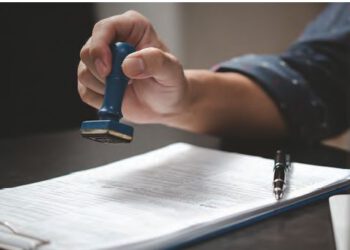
xmin=122 ymin=47 xmax=184 ymax=87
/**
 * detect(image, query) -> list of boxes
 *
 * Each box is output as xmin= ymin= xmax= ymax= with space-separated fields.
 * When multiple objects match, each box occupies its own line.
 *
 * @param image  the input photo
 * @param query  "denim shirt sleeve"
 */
xmin=215 ymin=3 xmax=350 ymax=142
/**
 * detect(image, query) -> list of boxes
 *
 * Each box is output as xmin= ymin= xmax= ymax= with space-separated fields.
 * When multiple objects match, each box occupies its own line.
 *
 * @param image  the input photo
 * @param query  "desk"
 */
xmin=0 ymin=126 xmax=349 ymax=250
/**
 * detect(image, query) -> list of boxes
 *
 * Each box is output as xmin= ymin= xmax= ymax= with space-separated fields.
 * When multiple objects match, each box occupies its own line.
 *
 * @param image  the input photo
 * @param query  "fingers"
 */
xmin=80 ymin=38 xmax=105 ymax=83
xmin=78 ymin=61 xmax=105 ymax=95
xmin=77 ymin=82 xmax=103 ymax=109
xmin=122 ymin=47 xmax=184 ymax=86
xmin=77 ymin=61 xmax=105 ymax=109
xmin=82 ymin=10 xmax=167 ymax=78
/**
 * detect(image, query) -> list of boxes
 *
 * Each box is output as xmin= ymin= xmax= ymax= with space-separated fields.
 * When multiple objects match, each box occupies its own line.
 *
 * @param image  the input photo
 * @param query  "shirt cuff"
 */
xmin=214 ymin=54 xmax=329 ymax=142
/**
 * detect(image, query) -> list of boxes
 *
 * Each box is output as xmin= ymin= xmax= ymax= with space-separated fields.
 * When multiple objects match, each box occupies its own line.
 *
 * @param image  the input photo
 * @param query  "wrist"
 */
xmin=158 ymin=69 xmax=198 ymax=129
xmin=159 ymin=69 xmax=225 ymax=133
xmin=151 ymin=68 xmax=287 ymax=138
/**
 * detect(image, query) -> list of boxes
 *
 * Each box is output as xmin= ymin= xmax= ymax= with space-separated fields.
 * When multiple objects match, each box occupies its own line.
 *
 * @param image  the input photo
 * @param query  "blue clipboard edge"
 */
xmin=167 ymin=181 xmax=350 ymax=250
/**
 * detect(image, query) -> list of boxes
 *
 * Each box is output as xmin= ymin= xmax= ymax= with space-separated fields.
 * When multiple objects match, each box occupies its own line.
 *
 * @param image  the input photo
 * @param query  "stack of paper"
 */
xmin=0 ymin=143 xmax=349 ymax=250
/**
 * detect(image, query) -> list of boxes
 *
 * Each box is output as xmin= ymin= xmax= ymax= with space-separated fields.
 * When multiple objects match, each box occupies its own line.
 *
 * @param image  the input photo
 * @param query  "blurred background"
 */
xmin=96 ymin=3 xmax=325 ymax=69
xmin=1 ymin=3 xmax=348 ymax=150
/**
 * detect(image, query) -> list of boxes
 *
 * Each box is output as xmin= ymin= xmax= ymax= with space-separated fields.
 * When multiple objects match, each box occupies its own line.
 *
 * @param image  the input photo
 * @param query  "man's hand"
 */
xmin=77 ymin=10 xmax=287 ymax=139
xmin=77 ymin=10 xmax=190 ymax=124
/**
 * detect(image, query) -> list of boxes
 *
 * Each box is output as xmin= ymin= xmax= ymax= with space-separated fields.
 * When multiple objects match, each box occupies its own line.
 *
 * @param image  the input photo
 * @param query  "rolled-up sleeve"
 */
xmin=215 ymin=3 xmax=350 ymax=142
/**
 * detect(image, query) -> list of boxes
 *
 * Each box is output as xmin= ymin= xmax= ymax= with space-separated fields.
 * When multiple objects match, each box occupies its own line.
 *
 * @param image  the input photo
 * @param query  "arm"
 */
xmin=215 ymin=3 xmax=350 ymax=142
xmin=162 ymin=70 xmax=287 ymax=139
xmin=78 ymin=5 xmax=350 ymax=142
xmin=77 ymin=10 xmax=287 ymax=140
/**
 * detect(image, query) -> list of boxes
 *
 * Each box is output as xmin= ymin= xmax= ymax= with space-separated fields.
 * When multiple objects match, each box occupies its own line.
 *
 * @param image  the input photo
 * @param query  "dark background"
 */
xmin=0 ymin=4 xmax=95 ymax=137
xmin=0 ymin=3 xmax=347 ymax=151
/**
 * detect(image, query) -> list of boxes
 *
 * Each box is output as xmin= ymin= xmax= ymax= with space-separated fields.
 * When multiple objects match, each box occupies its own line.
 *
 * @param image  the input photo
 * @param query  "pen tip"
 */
xmin=274 ymin=191 xmax=283 ymax=200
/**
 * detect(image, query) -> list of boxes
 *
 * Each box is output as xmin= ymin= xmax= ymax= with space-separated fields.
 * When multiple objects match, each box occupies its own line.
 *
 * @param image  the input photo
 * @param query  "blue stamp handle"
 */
xmin=98 ymin=42 xmax=135 ymax=120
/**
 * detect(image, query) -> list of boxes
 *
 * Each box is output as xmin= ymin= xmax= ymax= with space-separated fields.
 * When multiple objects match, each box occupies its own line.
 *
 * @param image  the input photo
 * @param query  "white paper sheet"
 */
xmin=0 ymin=143 xmax=349 ymax=250
xmin=329 ymin=195 xmax=350 ymax=250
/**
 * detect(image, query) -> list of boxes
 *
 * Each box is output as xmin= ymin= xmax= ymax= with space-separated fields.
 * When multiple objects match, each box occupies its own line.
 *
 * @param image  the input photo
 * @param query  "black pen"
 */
xmin=273 ymin=150 xmax=291 ymax=200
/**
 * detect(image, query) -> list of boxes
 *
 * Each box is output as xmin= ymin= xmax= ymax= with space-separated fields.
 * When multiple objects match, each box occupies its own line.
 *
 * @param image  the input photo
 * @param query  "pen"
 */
xmin=273 ymin=150 xmax=291 ymax=200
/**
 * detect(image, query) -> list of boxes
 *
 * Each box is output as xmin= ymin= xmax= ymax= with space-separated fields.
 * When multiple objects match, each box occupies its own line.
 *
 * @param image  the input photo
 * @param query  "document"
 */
xmin=0 ymin=143 xmax=349 ymax=250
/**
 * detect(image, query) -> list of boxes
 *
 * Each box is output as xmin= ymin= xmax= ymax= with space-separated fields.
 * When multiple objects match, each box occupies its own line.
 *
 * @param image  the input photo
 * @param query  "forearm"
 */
xmin=162 ymin=70 xmax=288 ymax=139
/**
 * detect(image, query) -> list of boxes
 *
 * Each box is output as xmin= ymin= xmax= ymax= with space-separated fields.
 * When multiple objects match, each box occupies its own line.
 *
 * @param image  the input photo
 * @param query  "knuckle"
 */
xmin=80 ymin=46 xmax=89 ymax=61
xmin=147 ymin=47 xmax=163 ymax=58
xmin=80 ymin=38 xmax=91 ymax=60
xmin=93 ymin=18 xmax=108 ymax=32
xmin=80 ymin=89 xmax=90 ymax=103
xmin=125 ymin=10 xmax=142 ymax=18
xmin=78 ymin=67 xmax=90 ymax=84
xmin=89 ymin=46 xmax=100 ymax=58
xmin=147 ymin=47 xmax=165 ymax=67
xmin=138 ymin=16 xmax=151 ymax=28
xmin=77 ymin=61 xmax=83 ymax=77
xmin=77 ymin=83 xmax=85 ymax=97
xmin=77 ymin=83 xmax=91 ymax=103
xmin=125 ymin=10 xmax=151 ymax=28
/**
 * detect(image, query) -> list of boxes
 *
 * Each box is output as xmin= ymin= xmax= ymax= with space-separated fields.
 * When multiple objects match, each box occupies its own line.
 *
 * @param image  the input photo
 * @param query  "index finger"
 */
xmin=89 ymin=10 xmax=167 ymax=77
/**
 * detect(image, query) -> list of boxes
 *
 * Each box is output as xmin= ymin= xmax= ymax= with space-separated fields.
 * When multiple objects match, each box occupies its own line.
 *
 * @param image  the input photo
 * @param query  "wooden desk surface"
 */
xmin=0 ymin=126 xmax=349 ymax=250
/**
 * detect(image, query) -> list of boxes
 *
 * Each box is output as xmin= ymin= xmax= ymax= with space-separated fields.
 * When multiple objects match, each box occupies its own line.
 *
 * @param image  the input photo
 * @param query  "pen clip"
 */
xmin=274 ymin=150 xmax=291 ymax=171
xmin=285 ymin=153 xmax=291 ymax=170
xmin=0 ymin=220 xmax=50 ymax=250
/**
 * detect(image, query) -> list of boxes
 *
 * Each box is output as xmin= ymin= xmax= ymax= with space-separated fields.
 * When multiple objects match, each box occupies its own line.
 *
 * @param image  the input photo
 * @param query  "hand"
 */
xmin=77 ymin=11 xmax=286 ymax=139
xmin=77 ymin=10 xmax=190 ymax=124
